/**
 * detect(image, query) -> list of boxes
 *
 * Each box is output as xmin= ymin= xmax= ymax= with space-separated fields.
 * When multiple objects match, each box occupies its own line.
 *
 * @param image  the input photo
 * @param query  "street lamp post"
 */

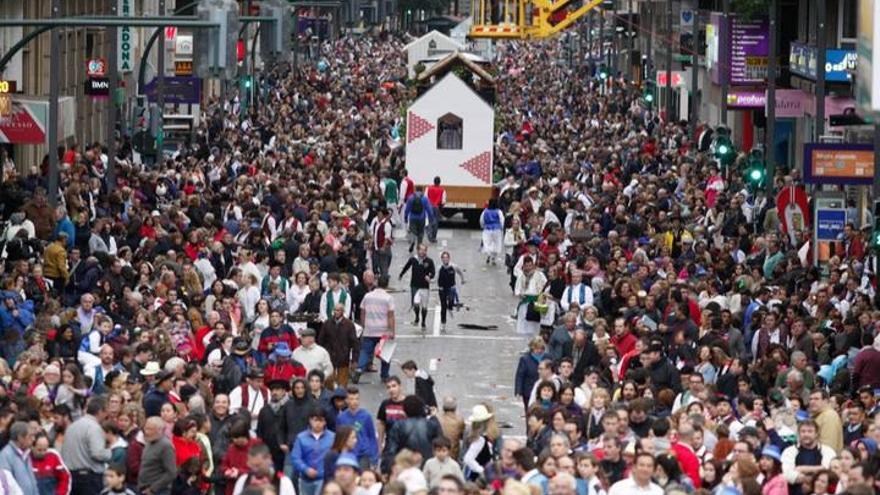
xmin=107 ymin=0 xmax=118 ymax=190
xmin=47 ymin=0 xmax=61 ymax=207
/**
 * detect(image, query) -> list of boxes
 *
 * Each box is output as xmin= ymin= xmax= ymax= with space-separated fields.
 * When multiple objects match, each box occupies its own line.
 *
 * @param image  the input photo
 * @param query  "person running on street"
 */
xmin=437 ymin=251 xmax=465 ymax=333
xmin=399 ymin=244 xmax=436 ymax=332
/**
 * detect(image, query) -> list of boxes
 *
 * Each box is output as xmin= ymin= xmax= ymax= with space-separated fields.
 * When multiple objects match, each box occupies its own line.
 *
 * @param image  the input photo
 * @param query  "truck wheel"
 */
xmin=463 ymin=210 xmax=482 ymax=228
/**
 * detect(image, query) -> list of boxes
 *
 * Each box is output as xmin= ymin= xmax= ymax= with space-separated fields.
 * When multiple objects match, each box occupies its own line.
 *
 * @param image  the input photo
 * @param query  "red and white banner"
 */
xmin=0 ymin=97 xmax=75 ymax=144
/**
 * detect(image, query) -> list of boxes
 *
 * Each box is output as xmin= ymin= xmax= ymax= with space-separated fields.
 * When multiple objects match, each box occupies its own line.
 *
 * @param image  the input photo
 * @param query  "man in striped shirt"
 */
xmin=352 ymin=275 xmax=396 ymax=384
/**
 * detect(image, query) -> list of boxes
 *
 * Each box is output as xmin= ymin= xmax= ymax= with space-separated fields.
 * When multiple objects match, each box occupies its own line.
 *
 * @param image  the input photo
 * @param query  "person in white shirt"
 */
xmin=228 ymin=369 xmax=268 ymax=433
xmin=608 ymin=453 xmax=663 ymax=495
xmin=292 ymin=328 xmax=334 ymax=378
xmin=560 ymin=271 xmax=594 ymax=313
xmin=514 ymin=254 xmax=548 ymax=336
xmin=318 ymin=273 xmax=351 ymax=322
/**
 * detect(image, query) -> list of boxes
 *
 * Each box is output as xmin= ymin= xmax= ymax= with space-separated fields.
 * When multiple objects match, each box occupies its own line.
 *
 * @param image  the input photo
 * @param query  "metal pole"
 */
xmin=690 ymin=9 xmax=699 ymax=139
xmin=106 ymin=0 xmax=118 ymax=192
xmin=765 ymin=0 xmax=777 ymax=196
xmin=628 ymin=0 xmax=634 ymax=80
xmin=815 ymin=0 xmax=826 ymax=139
xmin=598 ymin=9 xmax=604 ymax=66
xmin=646 ymin=2 xmax=652 ymax=81
xmin=587 ymin=11 xmax=593 ymax=71
xmin=0 ymin=19 xmax=221 ymax=27
xmin=874 ymin=123 xmax=880 ymax=197
xmin=157 ymin=0 xmax=165 ymax=159
xmin=47 ymin=0 xmax=61 ymax=208
xmin=665 ymin=0 xmax=673 ymax=120
xmin=720 ymin=0 xmax=729 ymax=125
xmin=250 ymin=25 xmax=260 ymax=113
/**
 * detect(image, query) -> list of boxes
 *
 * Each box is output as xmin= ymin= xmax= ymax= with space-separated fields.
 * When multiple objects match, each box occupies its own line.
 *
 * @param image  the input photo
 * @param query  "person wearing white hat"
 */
xmin=140 ymin=361 xmax=161 ymax=378
xmin=33 ymin=364 xmax=62 ymax=401
xmin=462 ymin=405 xmax=495 ymax=481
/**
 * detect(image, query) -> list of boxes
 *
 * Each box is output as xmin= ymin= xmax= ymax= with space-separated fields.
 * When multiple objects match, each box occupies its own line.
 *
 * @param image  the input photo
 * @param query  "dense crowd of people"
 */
xmin=0 ymin=19 xmax=877 ymax=495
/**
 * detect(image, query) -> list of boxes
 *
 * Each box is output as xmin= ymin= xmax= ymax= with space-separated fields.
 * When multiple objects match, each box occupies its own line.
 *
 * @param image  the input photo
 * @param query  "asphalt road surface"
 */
xmin=357 ymin=225 xmax=527 ymax=436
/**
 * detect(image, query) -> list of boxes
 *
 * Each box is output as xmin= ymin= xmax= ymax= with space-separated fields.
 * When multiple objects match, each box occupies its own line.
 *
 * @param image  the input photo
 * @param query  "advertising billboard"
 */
xmin=803 ymin=143 xmax=874 ymax=185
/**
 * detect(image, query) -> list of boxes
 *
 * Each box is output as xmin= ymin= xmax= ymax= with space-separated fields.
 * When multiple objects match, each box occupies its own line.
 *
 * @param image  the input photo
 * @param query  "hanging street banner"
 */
xmin=118 ymin=0 xmax=136 ymax=73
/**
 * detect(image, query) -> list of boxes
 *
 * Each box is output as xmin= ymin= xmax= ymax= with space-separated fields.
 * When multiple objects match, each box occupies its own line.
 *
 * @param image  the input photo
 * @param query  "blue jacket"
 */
xmin=143 ymin=388 xmax=171 ymax=418
xmin=0 ymin=443 xmax=39 ymax=495
xmin=0 ymin=294 xmax=35 ymax=335
xmin=53 ymin=217 xmax=75 ymax=249
xmin=335 ymin=408 xmax=379 ymax=464
xmin=291 ymin=429 xmax=335 ymax=480
xmin=404 ymin=195 xmax=435 ymax=223
xmin=514 ymin=352 xmax=542 ymax=398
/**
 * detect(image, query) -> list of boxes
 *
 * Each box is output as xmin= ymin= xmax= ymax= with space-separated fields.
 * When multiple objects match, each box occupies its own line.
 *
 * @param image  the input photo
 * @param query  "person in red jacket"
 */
xmin=172 ymin=417 xmax=203 ymax=467
xmin=257 ymin=312 xmax=300 ymax=358
xmin=610 ymin=317 xmax=637 ymax=357
xmin=219 ymin=421 xmax=262 ymax=495
xmin=670 ymin=422 xmax=702 ymax=489
xmin=31 ymin=433 xmax=71 ymax=495
xmin=264 ymin=342 xmax=307 ymax=382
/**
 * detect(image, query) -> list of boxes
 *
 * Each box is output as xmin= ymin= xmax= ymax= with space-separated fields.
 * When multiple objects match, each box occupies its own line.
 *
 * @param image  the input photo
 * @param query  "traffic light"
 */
xmin=242 ymin=75 xmax=253 ymax=89
xmin=712 ymin=126 xmax=735 ymax=167
xmin=642 ymin=81 xmax=656 ymax=106
xmin=260 ymin=0 xmax=292 ymax=63
xmin=195 ymin=0 xmax=240 ymax=80
xmin=598 ymin=64 xmax=608 ymax=80
xmin=743 ymin=148 xmax=766 ymax=188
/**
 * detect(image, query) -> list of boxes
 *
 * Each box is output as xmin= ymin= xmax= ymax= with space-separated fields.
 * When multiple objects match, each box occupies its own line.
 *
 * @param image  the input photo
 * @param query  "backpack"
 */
xmin=410 ymin=196 xmax=424 ymax=216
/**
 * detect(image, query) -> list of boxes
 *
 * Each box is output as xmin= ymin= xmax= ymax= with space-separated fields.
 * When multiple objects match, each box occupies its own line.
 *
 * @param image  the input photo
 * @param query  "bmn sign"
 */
xmin=85 ymin=77 xmax=111 ymax=97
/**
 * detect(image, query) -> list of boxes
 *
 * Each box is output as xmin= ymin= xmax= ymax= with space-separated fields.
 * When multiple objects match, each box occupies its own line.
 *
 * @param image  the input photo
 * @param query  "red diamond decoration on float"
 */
xmin=407 ymin=112 xmax=435 ymax=143
xmin=459 ymin=151 xmax=492 ymax=183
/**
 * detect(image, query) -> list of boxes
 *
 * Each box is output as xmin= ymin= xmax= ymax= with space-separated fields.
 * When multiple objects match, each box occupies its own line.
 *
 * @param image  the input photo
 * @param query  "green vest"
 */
xmin=326 ymin=289 xmax=348 ymax=319
xmin=384 ymin=178 xmax=399 ymax=204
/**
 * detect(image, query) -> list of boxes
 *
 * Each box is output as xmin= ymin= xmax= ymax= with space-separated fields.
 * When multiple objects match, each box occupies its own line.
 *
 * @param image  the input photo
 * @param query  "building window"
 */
xmin=437 ymin=113 xmax=463 ymax=149
xmin=839 ymin=0 xmax=856 ymax=46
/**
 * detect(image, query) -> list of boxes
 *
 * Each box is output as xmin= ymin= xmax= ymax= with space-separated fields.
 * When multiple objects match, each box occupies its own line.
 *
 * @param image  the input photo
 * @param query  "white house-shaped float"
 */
xmin=403 ymin=30 xmax=466 ymax=79
xmin=405 ymin=65 xmax=495 ymax=214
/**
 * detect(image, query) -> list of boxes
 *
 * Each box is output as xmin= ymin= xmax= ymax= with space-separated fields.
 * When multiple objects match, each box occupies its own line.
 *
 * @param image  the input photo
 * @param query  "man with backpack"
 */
xmin=404 ymin=186 xmax=435 ymax=253
xmin=232 ymin=443 xmax=296 ymax=495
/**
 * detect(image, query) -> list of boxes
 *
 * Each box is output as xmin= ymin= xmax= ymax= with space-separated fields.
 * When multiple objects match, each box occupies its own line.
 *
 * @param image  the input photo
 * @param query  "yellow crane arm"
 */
xmin=469 ymin=0 xmax=605 ymax=39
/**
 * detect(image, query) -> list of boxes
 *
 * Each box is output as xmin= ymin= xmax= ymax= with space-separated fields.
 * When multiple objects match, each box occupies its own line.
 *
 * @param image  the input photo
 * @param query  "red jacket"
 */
xmin=426 ymin=186 xmax=445 ymax=207
xmin=611 ymin=331 xmax=637 ymax=357
xmin=172 ymin=435 xmax=203 ymax=467
xmin=31 ymin=449 xmax=71 ymax=495
xmin=265 ymin=359 xmax=307 ymax=382
xmin=221 ymin=439 xmax=262 ymax=495
xmin=670 ymin=441 xmax=701 ymax=489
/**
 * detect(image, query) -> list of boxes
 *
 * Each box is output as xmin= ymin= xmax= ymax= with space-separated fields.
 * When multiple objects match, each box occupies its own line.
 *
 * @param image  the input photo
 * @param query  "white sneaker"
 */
xmin=441 ymin=323 xmax=447 ymax=333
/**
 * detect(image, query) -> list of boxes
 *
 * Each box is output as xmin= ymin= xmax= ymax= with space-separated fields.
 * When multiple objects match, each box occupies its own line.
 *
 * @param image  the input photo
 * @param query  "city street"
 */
xmin=360 ymin=225 xmax=528 ymax=435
